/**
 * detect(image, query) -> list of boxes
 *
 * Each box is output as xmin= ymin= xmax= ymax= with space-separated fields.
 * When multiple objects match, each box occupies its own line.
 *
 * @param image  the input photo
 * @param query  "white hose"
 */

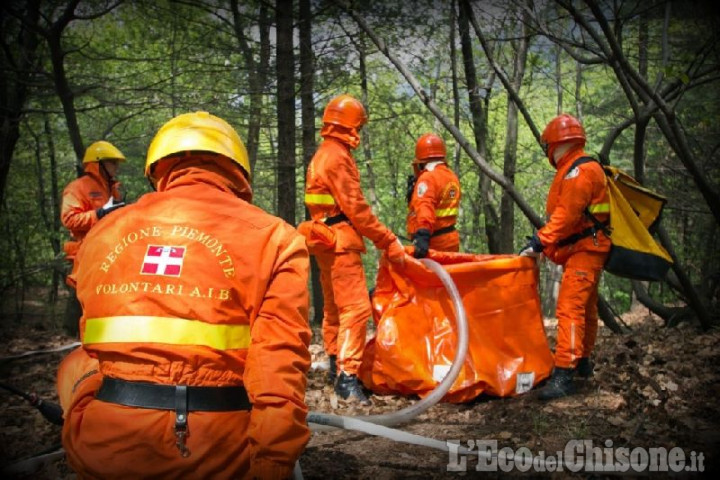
xmin=303 ymin=258 xmax=581 ymax=473
xmin=0 ymin=342 xmax=80 ymax=362
xmin=309 ymin=257 xmax=469 ymax=430
xmin=292 ymin=460 xmax=303 ymax=480
xmin=307 ymin=413 xmax=472 ymax=453
xmin=1 ymin=449 xmax=65 ymax=476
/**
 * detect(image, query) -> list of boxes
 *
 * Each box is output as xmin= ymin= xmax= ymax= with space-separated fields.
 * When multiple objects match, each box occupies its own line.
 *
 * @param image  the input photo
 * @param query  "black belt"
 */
xmin=557 ymin=222 xmax=609 ymax=247
xmin=431 ymin=225 xmax=456 ymax=238
xmin=97 ymin=377 xmax=252 ymax=412
xmin=324 ymin=212 xmax=350 ymax=226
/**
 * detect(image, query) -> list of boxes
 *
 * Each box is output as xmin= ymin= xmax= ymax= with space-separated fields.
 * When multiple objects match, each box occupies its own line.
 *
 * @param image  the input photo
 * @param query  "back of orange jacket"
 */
xmin=65 ymin=161 xmax=311 ymax=479
xmin=305 ymin=136 xmax=395 ymax=251
xmin=406 ymin=162 xmax=460 ymax=251
xmin=538 ymin=149 xmax=610 ymax=265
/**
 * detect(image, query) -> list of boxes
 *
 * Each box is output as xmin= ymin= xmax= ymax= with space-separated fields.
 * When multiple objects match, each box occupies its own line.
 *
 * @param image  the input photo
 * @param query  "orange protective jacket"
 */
xmin=406 ymin=161 xmax=461 ymax=251
xmin=538 ymin=148 xmax=610 ymax=265
xmin=63 ymin=157 xmax=311 ymax=480
xmin=61 ymin=162 xmax=122 ymax=261
xmin=304 ymin=127 xmax=396 ymax=252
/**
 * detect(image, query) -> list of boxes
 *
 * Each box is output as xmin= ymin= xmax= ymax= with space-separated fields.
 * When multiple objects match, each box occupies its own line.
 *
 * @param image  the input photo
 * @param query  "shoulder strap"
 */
xmin=557 ymin=156 xmax=611 ymax=247
xmin=568 ymin=156 xmax=599 ymax=171
xmin=575 ymin=156 xmax=611 ymax=237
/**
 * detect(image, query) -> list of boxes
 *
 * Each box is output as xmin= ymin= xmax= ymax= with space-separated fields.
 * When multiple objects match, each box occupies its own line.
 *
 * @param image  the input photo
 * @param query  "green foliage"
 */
xmin=1 ymin=0 xmax=718 ymax=322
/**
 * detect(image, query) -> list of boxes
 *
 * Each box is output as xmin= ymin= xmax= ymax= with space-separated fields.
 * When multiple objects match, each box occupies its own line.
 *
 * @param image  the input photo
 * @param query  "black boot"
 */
xmin=539 ymin=367 xmax=576 ymax=400
xmin=327 ymin=354 xmax=337 ymax=385
xmin=575 ymin=357 xmax=594 ymax=378
xmin=335 ymin=372 xmax=371 ymax=406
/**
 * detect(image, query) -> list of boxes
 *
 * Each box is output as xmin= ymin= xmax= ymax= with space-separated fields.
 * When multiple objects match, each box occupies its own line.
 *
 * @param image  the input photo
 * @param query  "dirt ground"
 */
xmin=1 ymin=306 xmax=718 ymax=478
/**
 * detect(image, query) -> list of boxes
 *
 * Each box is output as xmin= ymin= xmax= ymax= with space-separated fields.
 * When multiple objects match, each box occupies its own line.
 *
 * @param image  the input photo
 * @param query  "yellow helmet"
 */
xmin=145 ymin=111 xmax=250 ymax=179
xmin=83 ymin=140 xmax=126 ymax=164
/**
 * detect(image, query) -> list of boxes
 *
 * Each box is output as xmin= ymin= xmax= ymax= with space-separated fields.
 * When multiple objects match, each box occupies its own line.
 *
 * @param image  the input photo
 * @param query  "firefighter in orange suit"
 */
xmin=60 ymin=141 xmax=126 ymax=335
xmin=406 ymin=133 xmax=461 ymax=258
xmin=61 ymin=140 xmax=126 ymax=270
xmin=304 ymin=94 xmax=406 ymax=405
xmin=57 ymin=112 xmax=312 ymax=479
xmin=520 ymin=114 xmax=610 ymax=400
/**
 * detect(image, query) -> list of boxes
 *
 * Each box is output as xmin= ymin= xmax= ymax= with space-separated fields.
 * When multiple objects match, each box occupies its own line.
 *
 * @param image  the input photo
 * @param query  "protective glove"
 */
xmin=405 ymin=174 xmax=417 ymax=204
xmin=412 ymin=228 xmax=431 ymax=259
xmin=519 ymin=233 xmax=543 ymax=258
xmin=96 ymin=197 xmax=126 ymax=220
xmin=385 ymin=238 xmax=407 ymax=267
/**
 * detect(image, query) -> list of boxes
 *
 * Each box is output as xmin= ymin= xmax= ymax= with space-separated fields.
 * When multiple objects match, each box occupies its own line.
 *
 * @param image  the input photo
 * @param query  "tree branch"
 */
xmin=339 ymin=0 xmax=544 ymax=228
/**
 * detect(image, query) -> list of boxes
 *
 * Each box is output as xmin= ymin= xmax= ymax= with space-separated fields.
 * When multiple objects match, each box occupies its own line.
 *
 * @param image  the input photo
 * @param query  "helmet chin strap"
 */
xmin=99 ymin=160 xmax=116 ymax=181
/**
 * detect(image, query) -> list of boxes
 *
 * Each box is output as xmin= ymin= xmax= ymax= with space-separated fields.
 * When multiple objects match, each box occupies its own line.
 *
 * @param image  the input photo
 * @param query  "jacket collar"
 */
xmin=553 ymin=145 xmax=586 ymax=171
xmin=320 ymin=123 xmax=361 ymax=150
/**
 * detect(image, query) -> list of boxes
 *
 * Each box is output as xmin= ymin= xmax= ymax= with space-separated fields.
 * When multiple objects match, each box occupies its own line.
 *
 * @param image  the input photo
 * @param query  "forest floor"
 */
xmin=1 ymin=298 xmax=718 ymax=479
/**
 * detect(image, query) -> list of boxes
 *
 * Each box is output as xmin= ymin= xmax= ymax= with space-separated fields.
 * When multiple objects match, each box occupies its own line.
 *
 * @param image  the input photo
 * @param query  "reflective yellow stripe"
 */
xmin=84 ymin=316 xmax=250 ymax=350
xmin=435 ymin=207 xmax=458 ymax=217
xmin=587 ymin=203 xmax=610 ymax=214
xmin=304 ymin=193 xmax=335 ymax=205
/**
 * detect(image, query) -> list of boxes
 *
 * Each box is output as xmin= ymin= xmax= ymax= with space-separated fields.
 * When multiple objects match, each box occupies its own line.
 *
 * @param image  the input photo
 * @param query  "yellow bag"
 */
xmin=568 ymin=158 xmax=673 ymax=281
xmin=297 ymin=219 xmax=336 ymax=254
xmin=602 ymin=165 xmax=673 ymax=281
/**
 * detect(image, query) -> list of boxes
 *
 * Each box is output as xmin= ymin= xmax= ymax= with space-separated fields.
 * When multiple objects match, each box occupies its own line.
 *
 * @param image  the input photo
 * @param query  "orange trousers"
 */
xmin=56 ymin=347 xmax=101 ymax=414
xmin=554 ymin=251 xmax=607 ymax=369
xmin=56 ymin=349 xmax=262 ymax=479
xmin=429 ymin=230 xmax=459 ymax=253
xmin=315 ymin=250 xmax=371 ymax=375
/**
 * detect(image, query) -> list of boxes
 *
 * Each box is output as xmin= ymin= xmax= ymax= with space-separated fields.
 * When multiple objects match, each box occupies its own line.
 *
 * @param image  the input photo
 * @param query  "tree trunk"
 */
xmin=32 ymin=117 xmax=62 ymax=304
xmin=275 ymin=0 xmax=296 ymax=224
xmin=555 ymin=43 xmax=563 ymax=113
xmin=358 ymin=40 xmax=379 ymax=212
xmin=231 ymin=0 xmax=271 ymax=172
xmin=632 ymin=281 xmax=695 ymax=327
xmin=458 ymin=0 xmax=500 ymax=253
xmin=597 ymin=296 xmax=625 ymax=334
xmin=46 ymin=0 xmax=85 ymax=174
xmin=657 ymin=226 xmax=713 ymax=330
xmin=47 ymin=118 xmax=62 ymax=305
xmin=567 ymin=0 xmax=720 ymax=227
xmin=298 ymin=0 xmax=323 ymax=325
xmin=0 ymin=0 xmax=41 ymax=204
xmin=541 ymin=263 xmax=562 ymax=318
xmin=449 ymin=0 xmax=462 ymax=174
xmin=500 ymin=8 xmax=530 ymax=253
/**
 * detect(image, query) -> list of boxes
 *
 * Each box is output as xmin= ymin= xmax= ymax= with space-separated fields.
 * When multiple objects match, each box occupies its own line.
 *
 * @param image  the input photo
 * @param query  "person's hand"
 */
xmin=519 ymin=234 xmax=543 ymax=258
xmin=96 ymin=198 xmax=126 ymax=219
xmin=412 ymin=228 xmax=431 ymax=259
xmin=385 ymin=238 xmax=407 ymax=267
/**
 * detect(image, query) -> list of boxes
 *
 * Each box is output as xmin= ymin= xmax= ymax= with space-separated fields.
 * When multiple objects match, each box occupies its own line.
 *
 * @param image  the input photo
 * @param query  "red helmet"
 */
xmin=322 ymin=94 xmax=367 ymax=129
xmin=540 ymin=114 xmax=586 ymax=160
xmin=414 ymin=133 xmax=446 ymax=163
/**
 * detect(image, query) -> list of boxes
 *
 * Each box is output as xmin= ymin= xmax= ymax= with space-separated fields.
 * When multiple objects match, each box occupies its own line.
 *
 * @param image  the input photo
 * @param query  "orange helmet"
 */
xmin=322 ymin=94 xmax=367 ymax=129
xmin=414 ymin=133 xmax=447 ymax=163
xmin=540 ymin=114 xmax=586 ymax=160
